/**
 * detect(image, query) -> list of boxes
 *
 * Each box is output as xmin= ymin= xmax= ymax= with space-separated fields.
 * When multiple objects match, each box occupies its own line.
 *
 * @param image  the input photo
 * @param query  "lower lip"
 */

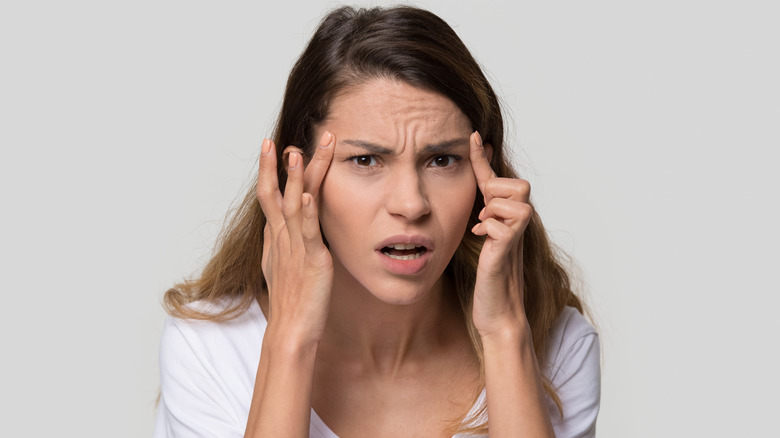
xmin=377 ymin=249 xmax=432 ymax=276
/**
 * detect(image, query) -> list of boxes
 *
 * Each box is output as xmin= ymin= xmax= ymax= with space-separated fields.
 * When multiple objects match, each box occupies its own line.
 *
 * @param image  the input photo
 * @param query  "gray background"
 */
xmin=2 ymin=0 xmax=778 ymax=436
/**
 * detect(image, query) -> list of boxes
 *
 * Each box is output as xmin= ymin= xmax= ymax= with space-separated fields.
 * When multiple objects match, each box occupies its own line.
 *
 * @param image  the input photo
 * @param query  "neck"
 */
xmin=320 ymin=268 xmax=465 ymax=377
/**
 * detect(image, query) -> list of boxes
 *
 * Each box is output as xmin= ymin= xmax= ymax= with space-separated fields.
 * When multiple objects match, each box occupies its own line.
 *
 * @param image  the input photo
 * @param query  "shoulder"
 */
xmin=163 ymin=298 xmax=268 ymax=340
xmin=159 ymin=298 xmax=267 ymax=374
xmin=158 ymin=298 xmax=268 ymax=398
xmin=542 ymin=306 xmax=601 ymax=438
xmin=544 ymin=306 xmax=599 ymax=377
xmin=550 ymin=306 xmax=597 ymax=341
xmin=155 ymin=299 xmax=268 ymax=437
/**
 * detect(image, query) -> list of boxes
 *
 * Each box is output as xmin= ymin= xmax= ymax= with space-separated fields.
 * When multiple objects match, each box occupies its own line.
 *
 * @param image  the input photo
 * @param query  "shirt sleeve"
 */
xmin=153 ymin=317 xmax=246 ymax=438
xmin=548 ymin=330 xmax=601 ymax=438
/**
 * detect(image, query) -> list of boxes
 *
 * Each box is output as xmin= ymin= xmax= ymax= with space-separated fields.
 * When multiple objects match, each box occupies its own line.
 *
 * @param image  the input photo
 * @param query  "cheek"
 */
xmin=318 ymin=173 xmax=375 ymax=241
xmin=318 ymin=177 xmax=346 ymax=236
xmin=429 ymin=173 xmax=478 ymax=234
xmin=439 ymin=171 xmax=477 ymax=208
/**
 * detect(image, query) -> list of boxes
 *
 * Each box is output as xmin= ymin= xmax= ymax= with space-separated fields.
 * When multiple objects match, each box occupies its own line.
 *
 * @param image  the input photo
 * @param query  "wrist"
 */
xmin=479 ymin=317 xmax=533 ymax=350
xmin=263 ymin=323 xmax=321 ymax=358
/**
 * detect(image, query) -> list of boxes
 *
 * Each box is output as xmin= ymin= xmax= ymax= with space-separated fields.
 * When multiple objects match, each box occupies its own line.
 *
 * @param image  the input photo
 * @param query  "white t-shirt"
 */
xmin=154 ymin=301 xmax=600 ymax=437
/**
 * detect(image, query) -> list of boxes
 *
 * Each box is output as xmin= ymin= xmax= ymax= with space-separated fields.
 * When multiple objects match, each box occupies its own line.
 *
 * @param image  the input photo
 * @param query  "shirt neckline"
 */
xmin=308 ymin=389 xmax=487 ymax=437
xmin=249 ymin=300 xmax=488 ymax=437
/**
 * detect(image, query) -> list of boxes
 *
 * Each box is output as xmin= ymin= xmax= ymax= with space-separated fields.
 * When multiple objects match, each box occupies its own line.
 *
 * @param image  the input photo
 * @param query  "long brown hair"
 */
xmin=164 ymin=6 xmax=584 ymax=434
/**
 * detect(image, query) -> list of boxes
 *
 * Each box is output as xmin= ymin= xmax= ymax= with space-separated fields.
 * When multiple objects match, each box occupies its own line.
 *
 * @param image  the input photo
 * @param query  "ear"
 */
xmin=484 ymin=143 xmax=494 ymax=162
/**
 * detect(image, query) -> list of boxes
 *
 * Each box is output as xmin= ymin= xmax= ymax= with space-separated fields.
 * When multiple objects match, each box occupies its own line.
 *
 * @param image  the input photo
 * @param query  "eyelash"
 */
xmin=350 ymin=155 xmax=378 ymax=167
xmin=347 ymin=154 xmax=462 ymax=168
xmin=429 ymin=155 xmax=461 ymax=168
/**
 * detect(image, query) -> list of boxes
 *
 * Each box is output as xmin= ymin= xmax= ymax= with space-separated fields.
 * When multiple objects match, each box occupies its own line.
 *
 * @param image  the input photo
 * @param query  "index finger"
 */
xmin=470 ymin=131 xmax=496 ymax=198
xmin=303 ymin=131 xmax=335 ymax=200
xmin=256 ymin=138 xmax=284 ymax=227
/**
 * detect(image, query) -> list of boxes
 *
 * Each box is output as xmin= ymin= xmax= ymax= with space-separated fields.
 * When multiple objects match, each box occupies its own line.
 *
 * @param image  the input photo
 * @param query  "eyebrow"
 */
xmin=341 ymin=138 xmax=470 ymax=155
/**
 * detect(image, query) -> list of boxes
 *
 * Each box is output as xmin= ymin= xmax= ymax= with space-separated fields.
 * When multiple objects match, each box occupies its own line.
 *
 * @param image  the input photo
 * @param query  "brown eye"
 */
xmin=351 ymin=155 xmax=377 ymax=166
xmin=431 ymin=155 xmax=455 ymax=167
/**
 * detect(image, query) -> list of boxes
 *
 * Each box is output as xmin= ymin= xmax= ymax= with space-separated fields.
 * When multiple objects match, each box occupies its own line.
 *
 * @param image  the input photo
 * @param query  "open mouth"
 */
xmin=380 ymin=243 xmax=428 ymax=260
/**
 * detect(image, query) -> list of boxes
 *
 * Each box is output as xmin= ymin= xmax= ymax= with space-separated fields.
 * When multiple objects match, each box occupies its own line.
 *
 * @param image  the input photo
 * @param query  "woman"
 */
xmin=155 ymin=6 xmax=599 ymax=437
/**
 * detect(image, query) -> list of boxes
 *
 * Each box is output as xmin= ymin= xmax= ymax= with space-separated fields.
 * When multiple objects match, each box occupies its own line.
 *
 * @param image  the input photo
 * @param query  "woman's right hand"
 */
xmin=256 ymin=131 xmax=335 ymax=347
xmin=246 ymin=132 xmax=335 ymax=437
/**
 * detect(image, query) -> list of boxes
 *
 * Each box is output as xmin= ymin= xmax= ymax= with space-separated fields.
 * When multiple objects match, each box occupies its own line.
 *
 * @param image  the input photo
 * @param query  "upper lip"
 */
xmin=375 ymin=234 xmax=435 ymax=251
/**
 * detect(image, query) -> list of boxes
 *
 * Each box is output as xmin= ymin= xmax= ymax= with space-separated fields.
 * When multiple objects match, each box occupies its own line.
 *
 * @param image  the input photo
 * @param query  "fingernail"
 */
xmin=261 ymin=138 xmax=271 ymax=155
xmin=474 ymin=131 xmax=483 ymax=147
xmin=478 ymin=207 xmax=485 ymax=220
xmin=288 ymin=152 xmax=299 ymax=169
xmin=319 ymin=131 xmax=333 ymax=148
xmin=302 ymin=194 xmax=311 ymax=207
xmin=471 ymin=223 xmax=480 ymax=234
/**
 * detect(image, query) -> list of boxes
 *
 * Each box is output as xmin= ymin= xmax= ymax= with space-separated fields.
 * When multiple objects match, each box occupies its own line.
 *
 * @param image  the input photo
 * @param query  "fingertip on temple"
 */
xmin=319 ymin=131 xmax=333 ymax=148
xmin=473 ymin=131 xmax=483 ymax=147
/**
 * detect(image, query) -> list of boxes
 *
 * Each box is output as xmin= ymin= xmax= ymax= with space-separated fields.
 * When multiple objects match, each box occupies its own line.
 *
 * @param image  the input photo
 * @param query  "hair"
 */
xmin=164 ymin=5 xmax=585 ymax=435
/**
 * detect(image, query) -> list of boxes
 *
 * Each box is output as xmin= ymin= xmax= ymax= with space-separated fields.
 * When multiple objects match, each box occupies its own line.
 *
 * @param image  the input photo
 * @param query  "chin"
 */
xmin=376 ymin=264 xmax=458 ymax=305
xmin=365 ymin=283 xmax=433 ymax=306
xmin=334 ymin=261 xmax=446 ymax=307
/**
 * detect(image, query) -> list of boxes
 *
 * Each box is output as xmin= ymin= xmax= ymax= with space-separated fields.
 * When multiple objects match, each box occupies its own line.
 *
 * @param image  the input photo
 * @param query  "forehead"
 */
xmin=322 ymin=78 xmax=472 ymax=147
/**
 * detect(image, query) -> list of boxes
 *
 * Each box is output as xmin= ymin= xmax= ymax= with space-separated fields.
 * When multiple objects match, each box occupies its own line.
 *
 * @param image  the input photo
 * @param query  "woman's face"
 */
xmin=315 ymin=78 xmax=477 ymax=305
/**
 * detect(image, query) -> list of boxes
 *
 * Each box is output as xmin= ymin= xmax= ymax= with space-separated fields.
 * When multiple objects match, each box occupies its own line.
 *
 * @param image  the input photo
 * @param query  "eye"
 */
xmin=429 ymin=155 xmax=459 ymax=167
xmin=351 ymin=155 xmax=377 ymax=166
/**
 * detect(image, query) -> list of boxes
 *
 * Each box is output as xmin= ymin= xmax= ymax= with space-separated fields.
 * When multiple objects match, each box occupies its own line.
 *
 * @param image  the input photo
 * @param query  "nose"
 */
xmin=385 ymin=171 xmax=431 ymax=221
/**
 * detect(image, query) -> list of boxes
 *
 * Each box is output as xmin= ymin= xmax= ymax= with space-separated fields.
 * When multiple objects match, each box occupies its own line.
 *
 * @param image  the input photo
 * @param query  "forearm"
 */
xmin=482 ymin=321 xmax=555 ymax=437
xmin=244 ymin=326 xmax=319 ymax=438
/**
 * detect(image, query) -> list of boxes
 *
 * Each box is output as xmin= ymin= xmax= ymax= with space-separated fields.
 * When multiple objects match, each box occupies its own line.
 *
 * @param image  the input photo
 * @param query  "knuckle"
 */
xmin=518 ymin=181 xmax=531 ymax=196
xmin=280 ymin=203 xmax=297 ymax=219
xmin=313 ymin=147 xmax=330 ymax=161
xmin=258 ymin=156 xmax=274 ymax=170
xmin=256 ymin=186 xmax=273 ymax=199
xmin=516 ymin=178 xmax=530 ymax=189
xmin=517 ymin=180 xmax=530 ymax=193
xmin=306 ymin=250 xmax=332 ymax=270
xmin=485 ymin=197 xmax=507 ymax=213
xmin=497 ymin=225 xmax=513 ymax=240
xmin=301 ymin=225 xmax=320 ymax=241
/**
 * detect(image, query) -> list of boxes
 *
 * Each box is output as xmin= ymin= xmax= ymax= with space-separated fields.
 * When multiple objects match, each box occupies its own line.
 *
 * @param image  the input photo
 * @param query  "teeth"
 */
xmin=387 ymin=243 xmax=421 ymax=250
xmin=381 ymin=243 xmax=426 ymax=261
xmin=383 ymin=252 xmax=423 ymax=260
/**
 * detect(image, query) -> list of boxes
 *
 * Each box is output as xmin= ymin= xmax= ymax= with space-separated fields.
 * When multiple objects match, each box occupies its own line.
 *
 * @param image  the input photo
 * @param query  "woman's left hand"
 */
xmin=469 ymin=131 xmax=533 ymax=338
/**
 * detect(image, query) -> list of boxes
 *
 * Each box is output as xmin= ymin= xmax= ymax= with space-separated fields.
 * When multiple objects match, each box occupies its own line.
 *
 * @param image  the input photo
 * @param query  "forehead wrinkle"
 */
xmin=421 ymin=138 xmax=471 ymax=154
xmin=341 ymin=139 xmax=393 ymax=155
xmin=339 ymin=138 xmax=469 ymax=157
xmin=323 ymin=79 xmax=472 ymax=157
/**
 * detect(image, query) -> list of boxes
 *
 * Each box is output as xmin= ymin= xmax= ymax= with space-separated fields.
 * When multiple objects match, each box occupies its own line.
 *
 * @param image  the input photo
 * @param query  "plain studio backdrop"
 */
xmin=1 ymin=0 xmax=778 ymax=436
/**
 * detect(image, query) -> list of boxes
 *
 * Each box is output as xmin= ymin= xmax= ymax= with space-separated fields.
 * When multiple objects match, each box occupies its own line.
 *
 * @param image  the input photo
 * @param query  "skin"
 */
xmin=248 ymin=79 xmax=554 ymax=437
